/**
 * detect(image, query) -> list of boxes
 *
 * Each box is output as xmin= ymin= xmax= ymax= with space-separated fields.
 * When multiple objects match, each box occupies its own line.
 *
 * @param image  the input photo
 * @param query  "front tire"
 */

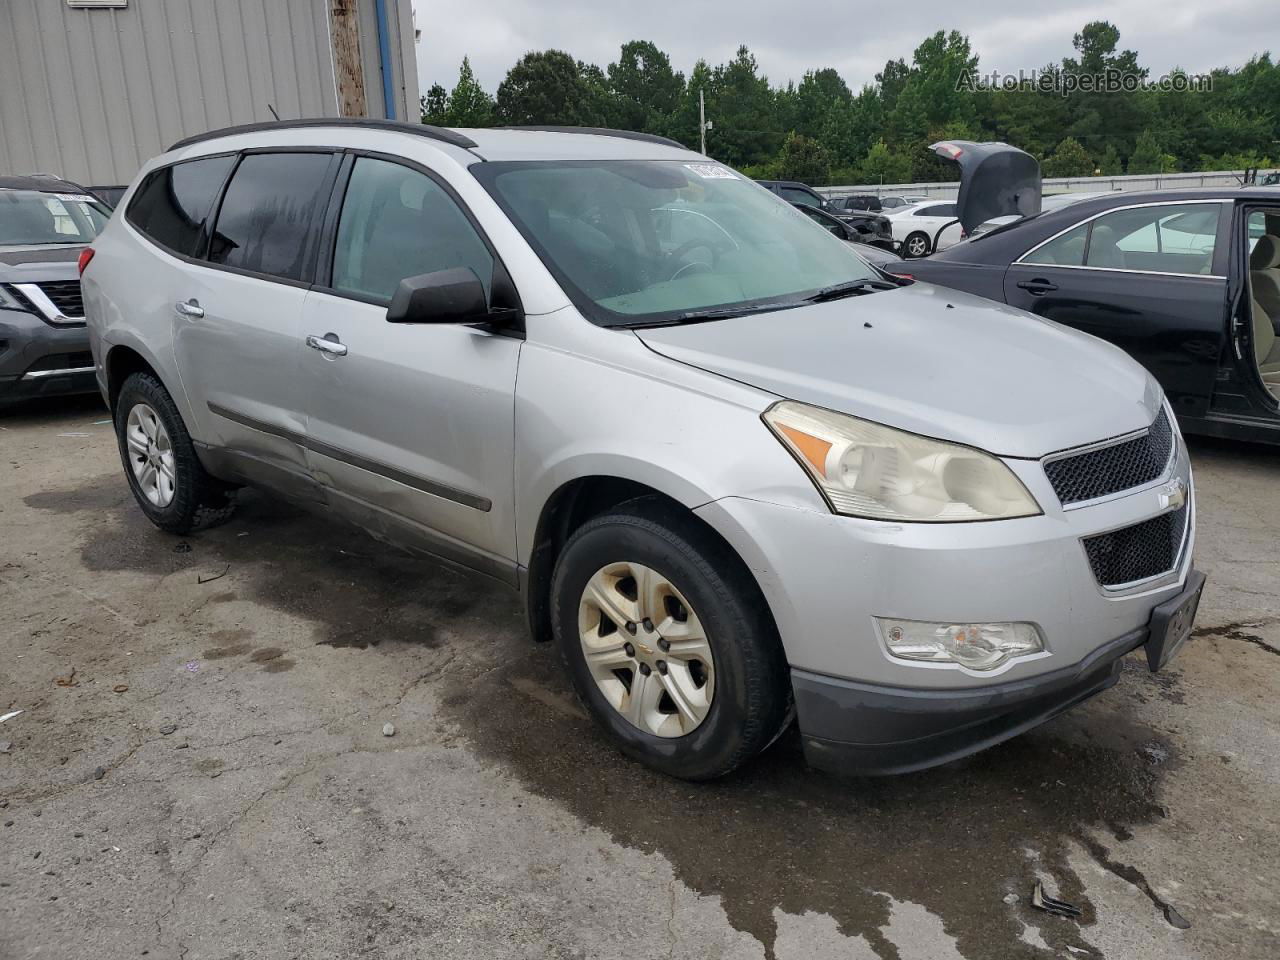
xmin=903 ymin=231 xmax=931 ymax=258
xmin=551 ymin=499 xmax=790 ymax=780
xmin=114 ymin=372 xmax=235 ymax=534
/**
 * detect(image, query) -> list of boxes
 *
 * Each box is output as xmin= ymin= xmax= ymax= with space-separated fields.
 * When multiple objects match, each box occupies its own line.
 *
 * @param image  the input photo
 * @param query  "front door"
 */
xmin=1004 ymin=200 xmax=1229 ymax=420
xmin=299 ymin=155 xmax=522 ymax=581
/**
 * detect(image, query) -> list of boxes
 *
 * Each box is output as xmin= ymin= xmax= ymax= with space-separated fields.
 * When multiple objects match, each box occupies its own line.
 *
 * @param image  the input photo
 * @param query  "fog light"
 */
xmin=878 ymin=619 xmax=1043 ymax=671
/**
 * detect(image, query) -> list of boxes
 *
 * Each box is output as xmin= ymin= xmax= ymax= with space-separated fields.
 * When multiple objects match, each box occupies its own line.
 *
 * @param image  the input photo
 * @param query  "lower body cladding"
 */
xmin=0 ymin=308 xmax=97 ymax=405
xmin=696 ymin=453 xmax=1200 ymax=775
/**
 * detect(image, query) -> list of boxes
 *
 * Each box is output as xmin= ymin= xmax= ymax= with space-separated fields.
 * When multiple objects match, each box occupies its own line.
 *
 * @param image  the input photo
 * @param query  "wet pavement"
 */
xmin=2 ymin=397 xmax=1278 ymax=959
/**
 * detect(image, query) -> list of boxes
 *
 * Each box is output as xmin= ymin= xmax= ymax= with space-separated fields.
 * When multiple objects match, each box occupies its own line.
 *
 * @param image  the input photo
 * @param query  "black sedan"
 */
xmin=883 ymin=142 xmax=1280 ymax=445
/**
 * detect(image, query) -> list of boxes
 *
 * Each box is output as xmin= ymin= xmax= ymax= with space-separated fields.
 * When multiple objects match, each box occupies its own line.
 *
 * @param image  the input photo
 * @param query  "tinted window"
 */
xmin=1023 ymin=222 xmax=1089 ymax=266
xmin=917 ymin=204 xmax=956 ymax=217
xmin=126 ymin=155 xmax=235 ymax=256
xmin=330 ymin=157 xmax=493 ymax=303
xmin=208 ymin=153 xmax=334 ymax=281
xmin=781 ymin=187 xmax=821 ymax=207
xmin=1087 ymin=203 xmax=1220 ymax=274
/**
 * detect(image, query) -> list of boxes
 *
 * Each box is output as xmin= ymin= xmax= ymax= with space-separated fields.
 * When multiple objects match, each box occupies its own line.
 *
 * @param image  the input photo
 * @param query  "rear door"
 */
xmin=299 ymin=154 xmax=522 ymax=579
xmin=1004 ymin=200 xmax=1230 ymax=417
xmin=173 ymin=150 xmax=339 ymax=484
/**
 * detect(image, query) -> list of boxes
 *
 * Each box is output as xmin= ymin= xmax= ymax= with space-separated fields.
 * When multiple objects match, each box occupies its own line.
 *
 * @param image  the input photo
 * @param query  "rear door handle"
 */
xmin=305 ymin=333 xmax=348 ymax=357
xmin=175 ymin=299 xmax=204 ymax=318
xmin=1016 ymin=279 xmax=1058 ymax=295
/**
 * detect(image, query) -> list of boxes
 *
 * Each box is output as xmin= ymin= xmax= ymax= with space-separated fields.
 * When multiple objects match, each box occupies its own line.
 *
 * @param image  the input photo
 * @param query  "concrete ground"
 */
xmin=1 ymin=396 xmax=1277 ymax=960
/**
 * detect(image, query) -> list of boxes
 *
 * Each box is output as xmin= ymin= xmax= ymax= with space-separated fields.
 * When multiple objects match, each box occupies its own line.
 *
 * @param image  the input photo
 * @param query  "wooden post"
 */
xmin=329 ymin=0 xmax=366 ymax=117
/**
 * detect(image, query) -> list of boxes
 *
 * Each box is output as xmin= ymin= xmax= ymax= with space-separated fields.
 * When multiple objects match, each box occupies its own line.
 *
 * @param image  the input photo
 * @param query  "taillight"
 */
xmin=78 ymin=247 xmax=95 ymax=276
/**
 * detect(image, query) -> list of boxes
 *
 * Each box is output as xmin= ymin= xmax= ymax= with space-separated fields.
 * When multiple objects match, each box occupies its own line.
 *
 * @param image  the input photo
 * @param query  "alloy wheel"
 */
xmin=125 ymin=402 xmax=177 ymax=508
xmin=577 ymin=561 xmax=715 ymax=738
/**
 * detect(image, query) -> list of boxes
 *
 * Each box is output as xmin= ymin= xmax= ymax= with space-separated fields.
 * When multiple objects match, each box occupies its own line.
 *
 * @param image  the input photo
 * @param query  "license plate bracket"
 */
xmin=1145 ymin=570 xmax=1206 ymax=672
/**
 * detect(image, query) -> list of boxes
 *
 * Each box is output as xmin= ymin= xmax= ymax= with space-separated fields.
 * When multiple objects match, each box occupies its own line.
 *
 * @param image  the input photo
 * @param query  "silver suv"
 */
xmin=82 ymin=120 xmax=1204 ymax=779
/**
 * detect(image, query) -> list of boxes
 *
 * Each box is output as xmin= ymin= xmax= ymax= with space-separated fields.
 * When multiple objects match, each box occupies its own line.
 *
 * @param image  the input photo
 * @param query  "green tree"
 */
xmin=1098 ymin=143 xmax=1122 ymax=175
xmin=607 ymin=40 xmax=684 ymax=135
xmin=1128 ymin=129 xmax=1164 ymax=174
xmin=776 ymin=132 xmax=833 ymax=184
xmin=1043 ymin=137 xmax=1094 ymax=177
xmin=708 ymin=46 xmax=783 ymax=167
xmin=859 ymin=139 xmax=913 ymax=185
xmin=496 ymin=50 xmax=593 ymax=126
xmin=420 ymin=83 xmax=448 ymax=125
xmin=442 ymin=57 xmax=495 ymax=127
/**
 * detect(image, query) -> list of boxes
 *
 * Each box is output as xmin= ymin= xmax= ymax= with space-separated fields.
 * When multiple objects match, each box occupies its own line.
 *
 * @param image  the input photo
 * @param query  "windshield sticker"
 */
xmin=55 ymin=193 xmax=96 ymax=203
xmin=684 ymin=163 xmax=737 ymax=180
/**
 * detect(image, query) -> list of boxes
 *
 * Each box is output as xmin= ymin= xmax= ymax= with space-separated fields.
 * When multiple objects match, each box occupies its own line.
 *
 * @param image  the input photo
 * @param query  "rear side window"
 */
xmin=1023 ymin=223 xmax=1089 ymax=266
xmin=126 ymin=155 xmax=236 ymax=256
xmin=330 ymin=157 xmax=493 ymax=302
xmin=208 ymin=152 xmax=334 ymax=282
xmin=781 ymin=187 xmax=820 ymax=207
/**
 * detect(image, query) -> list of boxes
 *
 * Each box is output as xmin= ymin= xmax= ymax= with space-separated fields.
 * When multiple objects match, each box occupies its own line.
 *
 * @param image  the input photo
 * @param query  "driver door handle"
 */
xmin=174 ymin=298 xmax=204 ymax=319
xmin=1016 ymin=278 xmax=1058 ymax=295
xmin=305 ymin=333 xmax=348 ymax=357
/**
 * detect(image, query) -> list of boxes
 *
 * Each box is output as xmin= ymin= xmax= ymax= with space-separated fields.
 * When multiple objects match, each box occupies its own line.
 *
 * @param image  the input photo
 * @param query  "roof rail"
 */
xmin=168 ymin=117 xmax=477 ymax=152
xmin=496 ymin=126 xmax=688 ymax=149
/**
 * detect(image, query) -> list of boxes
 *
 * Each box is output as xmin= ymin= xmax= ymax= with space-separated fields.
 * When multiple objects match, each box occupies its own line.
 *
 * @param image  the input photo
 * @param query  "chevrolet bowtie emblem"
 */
xmin=1158 ymin=479 xmax=1186 ymax=511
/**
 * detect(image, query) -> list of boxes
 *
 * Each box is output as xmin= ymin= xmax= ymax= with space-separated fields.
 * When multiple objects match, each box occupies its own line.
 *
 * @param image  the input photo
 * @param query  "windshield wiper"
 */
xmin=802 ymin=278 xmax=901 ymax=303
xmin=633 ymin=303 xmax=784 ymax=327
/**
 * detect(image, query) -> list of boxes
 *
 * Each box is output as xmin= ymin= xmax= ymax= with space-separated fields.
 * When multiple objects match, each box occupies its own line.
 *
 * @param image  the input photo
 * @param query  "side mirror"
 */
xmin=386 ymin=267 xmax=489 ymax=324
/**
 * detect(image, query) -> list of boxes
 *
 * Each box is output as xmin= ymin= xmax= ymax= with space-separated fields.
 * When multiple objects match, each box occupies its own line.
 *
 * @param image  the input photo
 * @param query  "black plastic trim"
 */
xmin=169 ymin=118 xmax=478 ymax=152
xmin=496 ymin=126 xmax=687 ymax=149
xmin=206 ymin=402 xmax=492 ymax=512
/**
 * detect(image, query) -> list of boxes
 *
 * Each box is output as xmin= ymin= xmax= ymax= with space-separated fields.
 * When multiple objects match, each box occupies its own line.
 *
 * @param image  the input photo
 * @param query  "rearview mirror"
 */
xmin=386 ymin=268 xmax=489 ymax=324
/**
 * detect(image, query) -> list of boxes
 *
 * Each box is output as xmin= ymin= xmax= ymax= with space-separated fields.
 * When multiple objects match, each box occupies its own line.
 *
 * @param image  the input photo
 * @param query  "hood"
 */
xmin=636 ymin=283 xmax=1160 ymax=458
xmin=931 ymin=140 xmax=1041 ymax=234
xmin=0 ymin=244 xmax=84 ymax=282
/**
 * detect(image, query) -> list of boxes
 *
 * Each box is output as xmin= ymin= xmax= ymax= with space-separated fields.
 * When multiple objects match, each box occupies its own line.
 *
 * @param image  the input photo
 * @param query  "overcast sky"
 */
xmin=409 ymin=0 xmax=1271 ymax=98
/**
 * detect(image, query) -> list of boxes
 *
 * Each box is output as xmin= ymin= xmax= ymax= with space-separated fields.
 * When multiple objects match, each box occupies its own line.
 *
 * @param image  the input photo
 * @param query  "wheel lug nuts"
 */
xmin=638 ymin=663 xmax=651 ymax=676
xmin=625 ymin=621 xmax=637 ymax=635
xmin=642 ymin=618 xmax=654 ymax=632
xmin=658 ymin=639 xmax=670 ymax=652
xmin=624 ymin=642 xmax=635 ymax=658
xmin=656 ymin=661 xmax=668 ymax=675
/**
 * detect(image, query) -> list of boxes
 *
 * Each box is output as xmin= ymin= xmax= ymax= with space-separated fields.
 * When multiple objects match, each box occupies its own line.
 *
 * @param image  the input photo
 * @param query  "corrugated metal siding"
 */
xmin=0 ymin=0 xmax=355 ymax=185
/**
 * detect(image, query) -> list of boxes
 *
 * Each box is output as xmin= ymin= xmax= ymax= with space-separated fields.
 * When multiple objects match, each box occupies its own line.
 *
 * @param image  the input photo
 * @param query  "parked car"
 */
xmin=886 ymin=201 xmax=961 ymax=258
xmin=754 ymin=179 xmax=829 ymax=210
xmin=949 ymin=191 xmax=1117 ymax=243
xmin=828 ymin=194 xmax=882 ymax=213
xmin=1 ymin=175 xmax=110 ymax=406
xmin=88 ymin=185 xmax=128 ymax=209
xmin=84 ymin=120 xmax=1203 ymax=779
xmin=878 ymin=195 xmax=931 ymax=209
xmin=885 ymin=140 xmax=1280 ymax=445
xmin=791 ymin=201 xmax=895 ymax=251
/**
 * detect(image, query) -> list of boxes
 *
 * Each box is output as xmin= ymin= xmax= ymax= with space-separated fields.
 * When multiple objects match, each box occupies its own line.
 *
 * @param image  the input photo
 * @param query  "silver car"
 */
xmin=82 ymin=120 xmax=1204 ymax=779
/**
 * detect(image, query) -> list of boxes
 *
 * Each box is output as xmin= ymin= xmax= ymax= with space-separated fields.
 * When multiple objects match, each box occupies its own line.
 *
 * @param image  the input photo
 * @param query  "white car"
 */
xmin=878 ymin=194 xmax=931 ymax=210
xmin=886 ymin=201 xmax=960 ymax=258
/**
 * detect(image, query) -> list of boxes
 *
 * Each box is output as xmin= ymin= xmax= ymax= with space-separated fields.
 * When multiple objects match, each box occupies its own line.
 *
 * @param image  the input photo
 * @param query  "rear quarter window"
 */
xmin=126 ymin=155 xmax=236 ymax=257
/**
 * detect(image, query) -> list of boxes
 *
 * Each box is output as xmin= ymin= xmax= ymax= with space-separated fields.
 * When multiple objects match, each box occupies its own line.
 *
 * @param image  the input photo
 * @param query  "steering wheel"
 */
xmin=664 ymin=238 xmax=726 ymax=282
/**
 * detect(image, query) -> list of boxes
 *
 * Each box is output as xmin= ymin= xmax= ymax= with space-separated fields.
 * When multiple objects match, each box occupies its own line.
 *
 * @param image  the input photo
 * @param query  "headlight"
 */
xmin=763 ymin=400 xmax=1040 ymax=521
xmin=878 ymin=619 xmax=1044 ymax=671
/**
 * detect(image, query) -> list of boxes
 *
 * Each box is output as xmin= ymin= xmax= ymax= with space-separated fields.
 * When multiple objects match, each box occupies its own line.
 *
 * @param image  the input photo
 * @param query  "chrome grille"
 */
xmin=36 ymin=280 xmax=84 ymax=318
xmin=1082 ymin=503 xmax=1187 ymax=588
xmin=1044 ymin=410 xmax=1173 ymax=505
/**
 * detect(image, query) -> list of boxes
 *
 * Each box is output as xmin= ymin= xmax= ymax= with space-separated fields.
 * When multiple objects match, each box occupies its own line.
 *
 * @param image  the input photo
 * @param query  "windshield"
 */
xmin=472 ymin=160 xmax=879 ymax=325
xmin=0 ymin=189 xmax=109 ymax=246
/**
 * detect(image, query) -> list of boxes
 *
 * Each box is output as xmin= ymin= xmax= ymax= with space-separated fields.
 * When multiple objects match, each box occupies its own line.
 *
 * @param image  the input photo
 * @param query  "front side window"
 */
xmin=331 ymin=157 xmax=493 ymax=302
xmin=126 ymin=155 xmax=235 ymax=256
xmin=1086 ymin=203 xmax=1220 ymax=274
xmin=0 ymin=189 xmax=109 ymax=246
xmin=208 ymin=152 xmax=334 ymax=281
xmin=474 ymin=160 xmax=879 ymax=325
xmin=781 ymin=187 xmax=821 ymax=207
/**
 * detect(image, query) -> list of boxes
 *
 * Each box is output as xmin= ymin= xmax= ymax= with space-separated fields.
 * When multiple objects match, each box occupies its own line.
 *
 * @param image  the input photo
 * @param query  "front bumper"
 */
xmin=694 ymin=431 xmax=1196 ymax=773
xmin=0 ymin=306 xmax=96 ymax=404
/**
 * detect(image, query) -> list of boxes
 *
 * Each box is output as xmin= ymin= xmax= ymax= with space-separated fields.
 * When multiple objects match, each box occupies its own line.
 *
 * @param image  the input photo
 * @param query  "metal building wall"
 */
xmin=0 ymin=0 xmax=419 ymax=187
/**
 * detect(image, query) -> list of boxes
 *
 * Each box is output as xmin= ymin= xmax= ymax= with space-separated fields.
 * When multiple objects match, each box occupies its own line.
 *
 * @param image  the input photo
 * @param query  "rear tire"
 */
xmin=904 ymin=231 xmax=931 ymax=258
xmin=551 ymin=498 xmax=790 ymax=780
xmin=114 ymin=372 xmax=235 ymax=534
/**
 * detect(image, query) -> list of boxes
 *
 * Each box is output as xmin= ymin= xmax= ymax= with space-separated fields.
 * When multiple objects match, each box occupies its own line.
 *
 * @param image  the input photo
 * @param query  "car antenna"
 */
xmin=267 ymin=103 xmax=281 ymax=122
